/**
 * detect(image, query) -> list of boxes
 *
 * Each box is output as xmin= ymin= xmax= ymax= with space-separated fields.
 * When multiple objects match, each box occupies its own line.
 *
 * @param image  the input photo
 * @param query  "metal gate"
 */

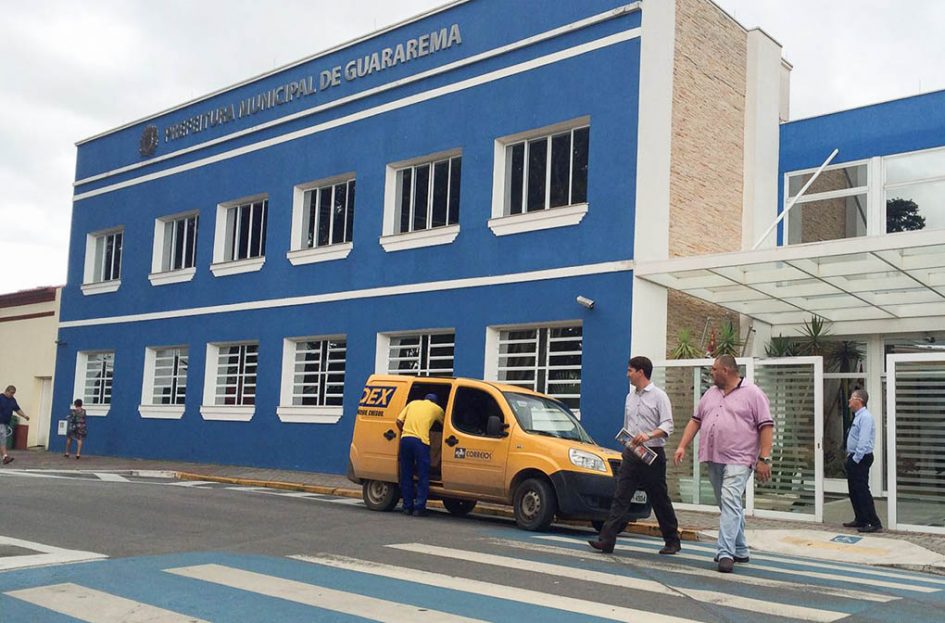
xmin=653 ymin=357 xmax=823 ymax=521
xmin=886 ymin=353 xmax=945 ymax=534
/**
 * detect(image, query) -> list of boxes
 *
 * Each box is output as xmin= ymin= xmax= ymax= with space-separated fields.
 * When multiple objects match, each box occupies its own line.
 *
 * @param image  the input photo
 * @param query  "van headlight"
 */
xmin=569 ymin=448 xmax=606 ymax=472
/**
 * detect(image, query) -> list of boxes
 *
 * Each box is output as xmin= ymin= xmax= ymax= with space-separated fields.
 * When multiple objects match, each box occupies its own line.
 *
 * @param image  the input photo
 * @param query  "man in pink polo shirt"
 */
xmin=674 ymin=355 xmax=774 ymax=574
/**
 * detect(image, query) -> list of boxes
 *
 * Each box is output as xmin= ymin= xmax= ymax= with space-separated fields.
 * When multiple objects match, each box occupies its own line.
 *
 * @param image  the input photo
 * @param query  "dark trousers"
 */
xmin=599 ymin=446 xmax=679 ymax=546
xmin=399 ymin=436 xmax=431 ymax=511
xmin=846 ymin=453 xmax=881 ymax=527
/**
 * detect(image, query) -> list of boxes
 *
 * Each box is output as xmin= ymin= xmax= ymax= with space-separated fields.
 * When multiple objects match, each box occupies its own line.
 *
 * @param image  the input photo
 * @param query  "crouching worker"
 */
xmin=397 ymin=393 xmax=444 ymax=517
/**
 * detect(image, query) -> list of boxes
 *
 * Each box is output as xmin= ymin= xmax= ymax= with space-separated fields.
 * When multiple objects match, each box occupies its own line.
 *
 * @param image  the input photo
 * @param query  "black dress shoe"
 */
xmin=714 ymin=554 xmax=750 ymax=563
xmin=659 ymin=542 xmax=681 ymax=555
xmin=413 ymin=508 xmax=429 ymax=517
xmin=402 ymin=507 xmax=414 ymax=516
xmin=842 ymin=521 xmax=864 ymax=528
xmin=858 ymin=524 xmax=883 ymax=533
xmin=717 ymin=557 xmax=734 ymax=573
xmin=587 ymin=540 xmax=614 ymax=554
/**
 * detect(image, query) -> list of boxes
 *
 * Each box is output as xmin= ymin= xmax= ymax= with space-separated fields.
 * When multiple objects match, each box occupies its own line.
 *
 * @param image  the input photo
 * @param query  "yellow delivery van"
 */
xmin=347 ymin=374 xmax=649 ymax=531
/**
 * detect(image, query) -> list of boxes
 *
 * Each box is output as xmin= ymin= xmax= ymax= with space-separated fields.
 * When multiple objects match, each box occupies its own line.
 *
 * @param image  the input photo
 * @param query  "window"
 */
xmin=785 ymin=164 xmax=868 ymax=244
xmin=490 ymin=118 xmax=590 ymax=236
xmin=150 ymin=213 xmax=198 ymax=285
xmin=82 ymin=229 xmax=123 ymax=294
xmin=278 ymin=337 xmax=346 ymax=423
xmin=504 ymin=126 xmax=588 ymax=214
xmin=288 ymin=176 xmax=355 ymax=265
xmin=495 ymin=325 xmax=582 ymax=412
xmin=387 ymin=332 xmax=455 ymax=377
xmin=211 ymin=196 xmax=268 ymax=276
xmin=74 ymin=351 xmax=114 ymax=416
xmin=381 ymin=151 xmax=461 ymax=251
xmin=201 ymin=342 xmax=258 ymax=421
xmin=140 ymin=347 xmax=188 ymax=419
xmin=395 ymin=156 xmax=461 ymax=234
xmin=884 ymin=148 xmax=945 ymax=233
xmin=451 ymin=387 xmax=504 ymax=437
xmin=215 ymin=343 xmax=257 ymax=406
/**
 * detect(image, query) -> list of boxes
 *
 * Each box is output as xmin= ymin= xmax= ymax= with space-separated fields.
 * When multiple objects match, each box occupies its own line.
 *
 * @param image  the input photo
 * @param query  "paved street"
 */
xmin=2 ymin=467 xmax=945 ymax=621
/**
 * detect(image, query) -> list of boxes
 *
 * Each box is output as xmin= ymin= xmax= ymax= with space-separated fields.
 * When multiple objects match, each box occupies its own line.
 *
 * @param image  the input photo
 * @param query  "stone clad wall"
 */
xmin=664 ymin=0 xmax=748 ymax=358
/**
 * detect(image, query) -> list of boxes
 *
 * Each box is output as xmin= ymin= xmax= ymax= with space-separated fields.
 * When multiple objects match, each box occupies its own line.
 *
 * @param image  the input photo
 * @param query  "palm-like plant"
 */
xmin=765 ymin=335 xmax=797 ymax=357
xmin=796 ymin=315 xmax=832 ymax=356
xmin=713 ymin=320 xmax=742 ymax=357
xmin=671 ymin=328 xmax=703 ymax=359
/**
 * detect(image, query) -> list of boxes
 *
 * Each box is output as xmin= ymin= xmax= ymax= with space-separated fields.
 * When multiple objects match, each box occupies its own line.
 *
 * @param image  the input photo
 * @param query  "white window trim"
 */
xmin=287 ymin=242 xmax=353 ymax=265
xmin=379 ymin=224 xmax=460 ymax=252
xmin=485 ymin=320 xmax=583 ymax=417
xmin=81 ymin=280 xmax=121 ymax=296
xmin=150 ymin=211 xmax=199 ymax=285
xmin=211 ymin=193 xmax=268 ymax=275
xmin=783 ymin=158 xmax=872 ymax=244
xmin=489 ymin=117 xmax=591 ymax=233
xmin=289 ymin=173 xmax=356 ymax=255
xmin=210 ymin=256 xmax=265 ymax=277
xmin=277 ymin=335 xmax=345 ymax=424
xmin=149 ymin=267 xmax=197 ymax=286
xmin=378 ymin=327 xmax=456 ymax=376
xmin=488 ymin=203 xmax=588 ymax=236
xmin=73 ymin=351 xmax=113 ymax=417
xmin=82 ymin=227 xmax=124 ymax=294
xmin=139 ymin=345 xmax=188 ymax=419
xmin=201 ymin=342 xmax=257 ymax=421
xmin=139 ymin=405 xmax=185 ymax=419
xmin=381 ymin=149 xmax=462 ymax=247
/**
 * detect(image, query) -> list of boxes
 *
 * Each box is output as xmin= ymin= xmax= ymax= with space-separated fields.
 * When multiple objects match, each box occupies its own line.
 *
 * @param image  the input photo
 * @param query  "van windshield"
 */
xmin=503 ymin=392 xmax=595 ymax=444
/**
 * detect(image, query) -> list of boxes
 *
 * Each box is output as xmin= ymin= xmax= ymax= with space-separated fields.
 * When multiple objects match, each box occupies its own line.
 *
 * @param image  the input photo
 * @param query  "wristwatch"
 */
xmin=759 ymin=456 xmax=772 ymax=465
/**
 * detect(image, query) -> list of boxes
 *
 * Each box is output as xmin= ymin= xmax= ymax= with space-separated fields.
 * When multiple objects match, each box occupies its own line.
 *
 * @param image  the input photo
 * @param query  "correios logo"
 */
xmin=359 ymin=386 xmax=396 ymax=408
xmin=454 ymin=447 xmax=492 ymax=461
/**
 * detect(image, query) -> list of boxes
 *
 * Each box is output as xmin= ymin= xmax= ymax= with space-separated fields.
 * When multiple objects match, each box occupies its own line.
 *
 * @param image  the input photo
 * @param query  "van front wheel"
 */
xmin=513 ymin=478 xmax=557 ymax=531
xmin=362 ymin=480 xmax=400 ymax=511
xmin=442 ymin=498 xmax=477 ymax=516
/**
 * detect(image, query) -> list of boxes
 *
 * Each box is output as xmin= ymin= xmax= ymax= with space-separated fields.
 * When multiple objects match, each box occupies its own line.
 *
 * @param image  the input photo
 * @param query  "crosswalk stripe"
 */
xmin=167 ymin=480 xmax=217 ymax=487
xmin=388 ymin=543 xmax=848 ymax=622
xmin=536 ymin=535 xmax=939 ymax=593
xmin=224 ymin=486 xmax=363 ymax=505
xmin=94 ymin=473 xmax=129 ymax=482
xmin=166 ymin=563 xmax=488 ymax=622
xmin=679 ymin=539 xmax=945 ymax=587
xmin=490 ymin=538 xmax=897 ymax=603
xmin=291 ymin=553 xmax=700 ymax=623
xmin=5 ymin=582 xmax=207 ymax=622
xmin=0 ymin=536 xmax=107 ymax=571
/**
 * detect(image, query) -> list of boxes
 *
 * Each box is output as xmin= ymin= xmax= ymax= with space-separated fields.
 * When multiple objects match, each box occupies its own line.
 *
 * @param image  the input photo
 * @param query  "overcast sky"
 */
xmin=2 ymin=0 xmax=944 ymax=296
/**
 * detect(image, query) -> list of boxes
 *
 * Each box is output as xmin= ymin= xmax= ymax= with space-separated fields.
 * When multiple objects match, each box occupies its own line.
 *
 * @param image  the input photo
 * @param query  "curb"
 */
xmin=175 ymin=471 xmax=701 ymax=542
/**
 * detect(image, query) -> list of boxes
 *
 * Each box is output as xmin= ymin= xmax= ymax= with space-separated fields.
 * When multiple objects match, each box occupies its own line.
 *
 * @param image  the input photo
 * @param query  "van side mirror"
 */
xmin=486 ymin=415 xmax=508 ymax=437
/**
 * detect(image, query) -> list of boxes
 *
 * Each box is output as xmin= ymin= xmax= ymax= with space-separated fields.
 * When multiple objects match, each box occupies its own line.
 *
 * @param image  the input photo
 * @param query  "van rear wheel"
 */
xmin=513 ymin=478 xmax=557 ymax=531
xmin=362 ymin=480 xmax=400 ymax=511
xmin=442 ymin=498 xmax=477 ymax=516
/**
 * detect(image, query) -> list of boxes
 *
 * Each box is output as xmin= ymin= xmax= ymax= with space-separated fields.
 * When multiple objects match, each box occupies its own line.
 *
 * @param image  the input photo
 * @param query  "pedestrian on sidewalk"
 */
xmin=396 ymin=393 xmax=444 ymax=517
xmin=589 ymin=356 xmax=681 ymax=555
xmin=674 ymin=355 xmax=774 ymax=573
xmin=65 ymin=399 xmax=88 ymax=459
xmin=0 ymin=385 xmax=30 ymax=465
xmin=843 ymin=389 xmax=883 ymax=533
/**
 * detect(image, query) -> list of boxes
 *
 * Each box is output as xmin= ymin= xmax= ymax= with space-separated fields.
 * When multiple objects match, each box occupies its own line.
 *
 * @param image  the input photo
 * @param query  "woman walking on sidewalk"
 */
xmin=65 ymin=399 xmax=87 ymax=459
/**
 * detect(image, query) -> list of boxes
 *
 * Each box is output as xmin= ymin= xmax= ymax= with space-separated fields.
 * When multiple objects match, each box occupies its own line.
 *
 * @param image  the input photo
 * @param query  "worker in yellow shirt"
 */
xmin=397 ymin=393 xmax=445 ymax=516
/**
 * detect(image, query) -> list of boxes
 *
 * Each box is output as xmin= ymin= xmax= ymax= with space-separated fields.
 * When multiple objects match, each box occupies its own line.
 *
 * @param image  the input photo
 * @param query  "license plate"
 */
xmin=631 ymin=491 xmax=647 ymax=504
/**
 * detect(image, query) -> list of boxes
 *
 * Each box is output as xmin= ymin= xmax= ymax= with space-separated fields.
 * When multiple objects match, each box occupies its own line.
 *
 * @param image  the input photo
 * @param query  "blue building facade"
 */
xmin=56 ymin=1 xmax=650 ymax=472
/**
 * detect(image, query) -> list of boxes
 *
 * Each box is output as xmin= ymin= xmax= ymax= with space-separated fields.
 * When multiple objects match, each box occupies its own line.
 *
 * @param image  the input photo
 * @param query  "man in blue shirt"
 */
xmin=0 ymin=385 xmax=30 ymax=465
xmin=844 ymin=389 xmax=882 ymax=533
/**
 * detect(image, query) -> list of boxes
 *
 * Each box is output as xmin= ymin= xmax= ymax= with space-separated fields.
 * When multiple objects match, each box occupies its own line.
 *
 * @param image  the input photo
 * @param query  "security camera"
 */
xmin=576 ymin=296 xmax=595 ymax=309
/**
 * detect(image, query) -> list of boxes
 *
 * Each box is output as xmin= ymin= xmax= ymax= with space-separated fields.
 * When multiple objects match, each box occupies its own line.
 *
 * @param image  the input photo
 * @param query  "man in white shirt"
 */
xmin=589 ymin=356 xmax=680 ymax=555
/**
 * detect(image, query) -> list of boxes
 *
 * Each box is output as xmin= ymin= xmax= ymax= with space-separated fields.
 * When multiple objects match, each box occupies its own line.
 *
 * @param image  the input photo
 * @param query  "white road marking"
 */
xmin=94 ymin=473 xmax=129 ymax=482
xmin=165 ymin=563 xmax=488 ymax=622
xmin=167 ymin=480 xmax=217 ymax=487
xmin=490 ymin=538 xmax=897 ymax=603
xmin=388 ymin=543 xmax=849 ymax=622
xmin=536 ymin=535 xmax=940 ymax=593
xmin=292 ymin=553 xmax=701 ymax=623
xmin=5 ymin=582 xmax=207 ymax=622
xmin=0 ymin=536 xmax=107 ymax=571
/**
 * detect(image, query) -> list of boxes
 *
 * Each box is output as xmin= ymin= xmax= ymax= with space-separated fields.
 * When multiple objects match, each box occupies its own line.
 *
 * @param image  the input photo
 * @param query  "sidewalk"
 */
xmin=6 ymin=448 xmax=945 ymax=573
